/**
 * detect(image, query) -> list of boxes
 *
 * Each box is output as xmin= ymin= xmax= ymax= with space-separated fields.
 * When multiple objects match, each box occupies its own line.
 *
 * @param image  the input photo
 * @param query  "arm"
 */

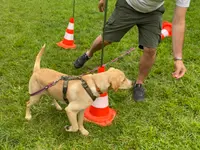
xmin=172 ymin=6 xmax=188 ymax=79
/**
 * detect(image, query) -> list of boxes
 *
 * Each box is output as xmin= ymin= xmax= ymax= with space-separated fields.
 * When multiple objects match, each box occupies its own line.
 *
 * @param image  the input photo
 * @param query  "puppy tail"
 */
xmin=33 ymin=44 xmax=46 ymax=72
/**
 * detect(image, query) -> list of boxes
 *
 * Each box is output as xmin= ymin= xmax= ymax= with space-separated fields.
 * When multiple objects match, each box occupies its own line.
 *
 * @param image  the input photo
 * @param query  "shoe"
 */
xmin=133 ymin=83 xmax=145 ymax=102
xmin=74 ymin=53 xmax=90 ymax=69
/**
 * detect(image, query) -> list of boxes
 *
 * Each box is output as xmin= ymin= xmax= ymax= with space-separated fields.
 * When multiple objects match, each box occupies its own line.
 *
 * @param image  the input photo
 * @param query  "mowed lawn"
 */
xmin=0 ymin=0 xmax=200 ymax=149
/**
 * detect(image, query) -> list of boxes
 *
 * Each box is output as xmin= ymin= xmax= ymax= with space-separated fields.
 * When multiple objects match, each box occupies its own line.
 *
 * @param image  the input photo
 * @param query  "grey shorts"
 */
xmin=104 ymin=0 xmax=165 ymax=49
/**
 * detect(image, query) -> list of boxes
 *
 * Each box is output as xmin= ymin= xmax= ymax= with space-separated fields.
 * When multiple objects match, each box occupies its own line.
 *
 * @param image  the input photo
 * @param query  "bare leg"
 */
xmin=74 ymin=34 xmax=112 ymax=68
xmin=136 ymin=47 xmax=156 ymax=84
xmin=86 ymin=35 xmax=111 ymax=57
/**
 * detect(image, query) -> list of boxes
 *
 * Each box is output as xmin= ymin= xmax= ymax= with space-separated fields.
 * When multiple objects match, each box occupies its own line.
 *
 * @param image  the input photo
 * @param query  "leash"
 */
xmin=29 ymin=78 xmax=62 ymax=96
xmin=30 ymin=76 xmax=96 ymax=103
xmin=29 ymin=47 xmax=135 ymax=97
xmin=29 ymin=1 xmax=135 ymax=100
xmin=82 ymin=47 xmax=135 ymax=76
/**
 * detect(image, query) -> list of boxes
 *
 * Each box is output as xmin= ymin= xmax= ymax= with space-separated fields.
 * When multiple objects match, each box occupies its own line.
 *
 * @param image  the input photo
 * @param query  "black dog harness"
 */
xmin=30 ymin=76 xmax=97 ymax=104
xmin=61 ymin=76 xmax=97 ymax=103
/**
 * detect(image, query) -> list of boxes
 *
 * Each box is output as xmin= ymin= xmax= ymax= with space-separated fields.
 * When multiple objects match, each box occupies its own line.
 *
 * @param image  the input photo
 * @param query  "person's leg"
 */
xmin=74 ymin=0 xmax=136 ymax=69
xmin=86 ymin=35 xmax=111 ymax=57
xmin=73 ymin=35 xmax=111 ymax=69
xmin=133 ymin=47 xmax=157 ymax=101
xmin=73 ymin=35 xmax=110 ymax=69
xmin=133 ymin=5 xmax=165 ymax=101
xmin=136 ymin=47 xmax=156 ymax=84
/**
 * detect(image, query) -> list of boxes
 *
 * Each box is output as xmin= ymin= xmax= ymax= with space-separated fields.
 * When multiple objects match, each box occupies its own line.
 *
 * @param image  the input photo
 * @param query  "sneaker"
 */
xmin=74 ymin=53 xmax=90 ymax=69
xmin=133 ymin=83 xmax=145 ymax=102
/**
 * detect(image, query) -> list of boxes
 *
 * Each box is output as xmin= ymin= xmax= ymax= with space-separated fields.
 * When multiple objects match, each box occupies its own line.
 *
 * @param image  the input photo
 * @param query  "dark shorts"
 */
xmin=104 ymin=0 xmax=165 ymax=49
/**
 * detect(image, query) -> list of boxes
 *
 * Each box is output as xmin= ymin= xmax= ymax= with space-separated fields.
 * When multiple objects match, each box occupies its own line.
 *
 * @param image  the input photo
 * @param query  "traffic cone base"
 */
xmin=57 ymin=41 xmax=76 ymax=49
xmin=84 ymin=106 xmax=116 ymax=126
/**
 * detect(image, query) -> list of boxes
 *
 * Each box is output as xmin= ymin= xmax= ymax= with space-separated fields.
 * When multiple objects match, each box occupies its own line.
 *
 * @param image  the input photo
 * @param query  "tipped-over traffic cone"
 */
xmin=161 ymin=21 xmax=172 ymax=40
xmin=84 ymin=66 xmax=116 ymax=126
xmin=57 ymin=17 xmax=76 ymax=49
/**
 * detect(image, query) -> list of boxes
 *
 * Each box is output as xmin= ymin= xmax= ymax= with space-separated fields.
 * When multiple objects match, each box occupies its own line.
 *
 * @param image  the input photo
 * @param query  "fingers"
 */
xmin=98 ymin=5 xmax=104 ymax=12
xmin=172 ymin=70 xmax=185 ymax=79
xmin=172 ymin=61 xmax=186 ymax=79
xmin=172 ymin=67 xmax=186 ymax=79
xmin=98 ymin=0 xmax=105 ymax=12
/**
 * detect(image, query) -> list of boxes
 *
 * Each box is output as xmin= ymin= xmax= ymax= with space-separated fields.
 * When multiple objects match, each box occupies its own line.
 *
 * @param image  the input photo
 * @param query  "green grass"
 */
xmin=1 ymin=0 xmax=200 ymax=149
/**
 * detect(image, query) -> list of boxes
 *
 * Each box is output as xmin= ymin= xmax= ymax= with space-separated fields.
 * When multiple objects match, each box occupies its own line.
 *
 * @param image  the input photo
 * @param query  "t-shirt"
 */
xmin=126 ymin=0 xmax=191 ymax=13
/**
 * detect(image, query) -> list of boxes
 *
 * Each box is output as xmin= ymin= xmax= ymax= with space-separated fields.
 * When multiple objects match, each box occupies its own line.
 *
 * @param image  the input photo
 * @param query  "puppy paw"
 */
xmin=79 ymin=128 xmax=89 ymax=136
xmin=64 ymin=125 xmax=70 ymax=131
xmin=25 ymin=115 xmax=32 ymax=120
xmin=51 ymin=102 xmax=62 ymax=111
xmin=55 ymin=105 xmax=62 ymax=111
xmin=64 ymin=125 xmax=78 ymax=132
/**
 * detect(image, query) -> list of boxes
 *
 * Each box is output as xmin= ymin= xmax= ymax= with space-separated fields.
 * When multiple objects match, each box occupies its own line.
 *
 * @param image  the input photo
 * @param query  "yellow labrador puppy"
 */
xmin=25 ymin=45 xmax=133 ymax=136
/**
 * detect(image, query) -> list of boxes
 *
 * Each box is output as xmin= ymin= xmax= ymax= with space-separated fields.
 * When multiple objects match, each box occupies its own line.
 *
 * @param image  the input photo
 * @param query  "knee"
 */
xmin=104 ymin=40 xmax=111 ymax=45
xmin=99 ymin=35 xmax=112 ymax=46
xmin=143 ymin=47 xmax=156 ymax=57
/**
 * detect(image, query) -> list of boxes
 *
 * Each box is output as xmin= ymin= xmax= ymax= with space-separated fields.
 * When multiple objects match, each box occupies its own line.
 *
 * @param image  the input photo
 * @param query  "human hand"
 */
xmin=172 ymin=60 xmax=186 ymax=79
xmin=98 ymin=0 xmax=105 ymax=12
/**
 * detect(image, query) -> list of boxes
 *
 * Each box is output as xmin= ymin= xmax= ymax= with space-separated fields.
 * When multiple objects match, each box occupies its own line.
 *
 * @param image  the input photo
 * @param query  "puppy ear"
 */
xmin=111 ymin=80 xmax=120 ymax=91
xmin=110 ymin=74 xmax=124 ymax=92
xmin=92 ymin=73 xmax=110 ymax=92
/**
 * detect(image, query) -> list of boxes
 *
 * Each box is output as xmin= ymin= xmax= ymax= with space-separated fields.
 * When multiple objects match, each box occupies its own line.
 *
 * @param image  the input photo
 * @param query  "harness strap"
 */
xmin=62 ymin=80 xmax=69 ymax=103
xmin=30 ymin=76 xmax=97 ymax=103
xmin=61 ymin=76 xmax=96 ymax=103
xmin=80 ymin=79 xmax=96 ymax=101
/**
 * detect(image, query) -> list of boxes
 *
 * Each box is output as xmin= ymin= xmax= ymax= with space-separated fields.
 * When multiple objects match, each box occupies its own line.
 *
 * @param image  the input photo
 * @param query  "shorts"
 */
xmin=103 ymin=0 xmax=165 ymax=49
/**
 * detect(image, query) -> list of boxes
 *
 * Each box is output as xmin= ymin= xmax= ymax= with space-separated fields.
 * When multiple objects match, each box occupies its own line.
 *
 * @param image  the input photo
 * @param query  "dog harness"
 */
xmin=61 ymin=76 xmax=97 ymax=103
xmin=29 ymin=76 xmax=98 ymax=103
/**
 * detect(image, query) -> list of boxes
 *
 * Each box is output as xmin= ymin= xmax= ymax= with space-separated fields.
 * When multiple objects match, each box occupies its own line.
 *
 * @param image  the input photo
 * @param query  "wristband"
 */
xmin=174 ymin=57 xmax=182 ymax=61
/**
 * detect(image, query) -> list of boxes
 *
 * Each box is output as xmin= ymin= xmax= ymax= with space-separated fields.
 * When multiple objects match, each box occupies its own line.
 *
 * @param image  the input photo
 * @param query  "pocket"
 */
xmin=106 ymin=10 xmax=117 ymax=25
xmin=158 ymin=5 xmax=165 ymax=14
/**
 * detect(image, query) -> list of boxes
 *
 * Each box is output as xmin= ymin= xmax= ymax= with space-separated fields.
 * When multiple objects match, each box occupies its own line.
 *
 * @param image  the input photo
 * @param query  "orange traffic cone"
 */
xmin=84 ymin=66 xmax=116 ymax=126
xmin=161 ymin=21 xmax=172 ymax=40
xmin=57 ymin=17 xmax=76 ymax=49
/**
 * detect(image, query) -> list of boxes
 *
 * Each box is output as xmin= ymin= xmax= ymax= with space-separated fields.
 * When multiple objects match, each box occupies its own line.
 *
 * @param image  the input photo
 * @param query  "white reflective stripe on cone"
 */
xmin=67 ymin=22 xmax=74 ymax=30
xmin=92 ymin=95 xmax=109 ymax=108
xmin=64 ymin=33 xmax=74 ymax=40
xmin=161 ymin=29 xmax=169 ymax=37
